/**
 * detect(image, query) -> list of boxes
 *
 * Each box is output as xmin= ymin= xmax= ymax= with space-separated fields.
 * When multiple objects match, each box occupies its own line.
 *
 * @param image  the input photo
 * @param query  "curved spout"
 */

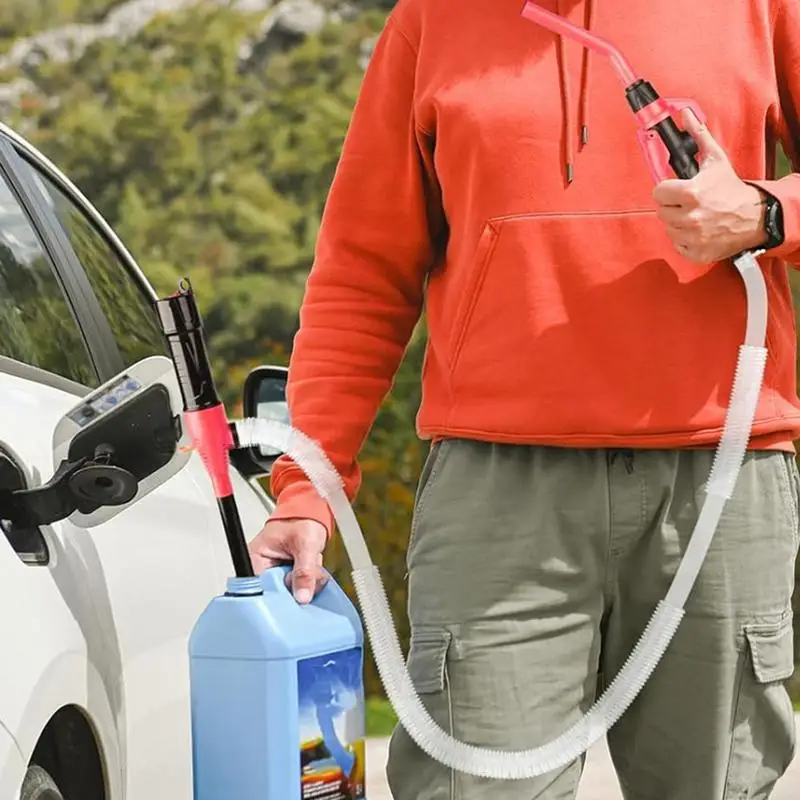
xmin=521 ymin=1 xmax=639 ymax=87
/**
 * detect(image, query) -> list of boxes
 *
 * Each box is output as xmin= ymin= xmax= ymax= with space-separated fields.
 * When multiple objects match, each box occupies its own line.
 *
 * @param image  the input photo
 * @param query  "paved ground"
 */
xmin=366 ymin=716 xmax=800 ymax=799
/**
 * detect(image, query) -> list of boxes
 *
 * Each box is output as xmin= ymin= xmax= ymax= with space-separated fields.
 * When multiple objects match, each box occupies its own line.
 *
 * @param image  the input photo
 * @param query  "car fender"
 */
xmin=0 ymin=717 xmax=25 ymax=800
xmin=0 ymin=544 xmax=122 ymax=798
xmin=8 ymin=651 xmax=122 ymax=799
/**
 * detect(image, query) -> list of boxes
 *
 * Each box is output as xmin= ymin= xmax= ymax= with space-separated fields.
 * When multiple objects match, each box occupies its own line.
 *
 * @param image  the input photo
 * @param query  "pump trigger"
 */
xmin=664 ymin=98 xmax=707 ymax=126
xmin=636 ymin=127 xmax=671 ymax=185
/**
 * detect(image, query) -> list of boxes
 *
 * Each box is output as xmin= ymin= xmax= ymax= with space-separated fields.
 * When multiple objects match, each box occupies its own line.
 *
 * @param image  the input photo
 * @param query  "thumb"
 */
xmin=290 ymin=528 xmax=324 ymax=604
xmin=681 ymin=107 xmax=727 ymax=165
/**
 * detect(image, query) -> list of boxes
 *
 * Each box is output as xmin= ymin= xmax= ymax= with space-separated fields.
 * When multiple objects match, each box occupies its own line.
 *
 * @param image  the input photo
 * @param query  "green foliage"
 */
xmin=11 ymin=3 xmax=389 ymax=406
xmin=5 ymin=3 xmax=800 ymax=702
xmin=5 ymin=0 xmax=418 ymax=696
xmin=778 ymin=146 xmax=791 ymax=177
xmin=365 ymin=696 xmax=398 ymax=738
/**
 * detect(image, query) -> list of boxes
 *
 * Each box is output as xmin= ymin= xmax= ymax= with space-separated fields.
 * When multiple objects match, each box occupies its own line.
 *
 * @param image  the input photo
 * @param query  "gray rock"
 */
xmin=359 ymin=34 xmax=377 ymax=69
xmin=238 ymin=0 xmax=329 ymax=70
xmin=0 ymin=0 xmax=275 ymax=72
xmin=0 ymin=77 xmax=36 ymax=107
xmin=0 ymin=0 xmax=373 ymax=113
xmin=272 ymin=0 xmax=327 ymax=35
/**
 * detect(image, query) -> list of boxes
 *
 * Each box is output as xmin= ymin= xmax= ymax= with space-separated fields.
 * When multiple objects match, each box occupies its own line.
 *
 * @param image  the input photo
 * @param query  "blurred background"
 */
xmin=1 ymin=0 xmax=797 ymax=729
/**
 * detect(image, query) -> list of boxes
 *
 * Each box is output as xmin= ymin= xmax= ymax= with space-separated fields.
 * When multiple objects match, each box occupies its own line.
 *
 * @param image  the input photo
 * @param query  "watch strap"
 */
xmin=761 ymin=192 xmax=785 ymax=249
xmin=745 ymin=181 xmax=785 ymax=250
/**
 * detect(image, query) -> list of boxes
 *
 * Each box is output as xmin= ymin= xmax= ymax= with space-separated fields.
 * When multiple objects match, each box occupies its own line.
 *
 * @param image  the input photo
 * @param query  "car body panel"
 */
xmin=0 ymin=719 xmax=24 ymax=800
xmin=0 ymin=119 xmax=276 ymax=799
xmin=0 ymin=366 xmax=271 ymax=798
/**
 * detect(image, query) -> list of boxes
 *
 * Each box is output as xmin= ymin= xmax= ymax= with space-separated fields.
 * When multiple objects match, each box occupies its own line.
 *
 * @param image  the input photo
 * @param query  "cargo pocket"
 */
xmin=407 ymin=628 xmax=453 ymax=695
xmin=746 ymin=619 xmax=796 ymax=684
xmin=386 ymin=629 xmax=455 ymax=800
xmin=724 ymin=616 xmax=797 ymax=798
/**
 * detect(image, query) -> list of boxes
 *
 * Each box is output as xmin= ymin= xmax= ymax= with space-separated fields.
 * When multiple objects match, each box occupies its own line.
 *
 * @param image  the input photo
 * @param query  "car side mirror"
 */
xmin=231 ymin=365 xmax=289 ymax=479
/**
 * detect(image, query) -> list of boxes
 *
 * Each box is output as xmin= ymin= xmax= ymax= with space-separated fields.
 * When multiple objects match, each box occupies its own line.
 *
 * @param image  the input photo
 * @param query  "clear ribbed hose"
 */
xmin=232 ymin=249 xmax=768 ymax=779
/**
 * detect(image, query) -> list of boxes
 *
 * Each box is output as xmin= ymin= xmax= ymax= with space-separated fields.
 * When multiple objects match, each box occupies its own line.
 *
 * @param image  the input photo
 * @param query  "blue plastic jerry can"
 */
xmin=189 ymin=566 xmax=367 ymax=800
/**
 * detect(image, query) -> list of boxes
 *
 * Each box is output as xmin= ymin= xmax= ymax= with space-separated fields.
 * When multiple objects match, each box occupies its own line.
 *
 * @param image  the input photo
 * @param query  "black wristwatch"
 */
xmin=760 ymin=191 xmax=785 ymax=250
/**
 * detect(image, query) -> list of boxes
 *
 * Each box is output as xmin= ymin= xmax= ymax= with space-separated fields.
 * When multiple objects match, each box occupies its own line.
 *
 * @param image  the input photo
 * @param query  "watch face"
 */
xmin=764 ymin=196 xmax=784 ymax=247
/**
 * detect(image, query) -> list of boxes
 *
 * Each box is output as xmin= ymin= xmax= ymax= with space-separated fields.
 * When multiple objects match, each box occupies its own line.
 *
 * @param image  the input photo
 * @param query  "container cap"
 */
xmin=225 ymin=576 xmax=263 ymax=596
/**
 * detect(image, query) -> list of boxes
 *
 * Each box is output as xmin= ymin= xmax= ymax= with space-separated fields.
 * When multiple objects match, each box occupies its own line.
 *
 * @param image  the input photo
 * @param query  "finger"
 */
xmin=656 ymin=205 xmax=689 ymax=226
xmin=314 ymin=552 xmax=329 ymax=593
xmin=670 ymin=240 xmax=692 ymax=260
xmin=662 ymin=225 xmax=691 ymax=250
xmin=283 ymin=571 xmax=328 ymax=594
xmin=653 ymin=179 xmax=697 ymax=207
xmin=250 ymin=551 xmax=283 ymax=575
xmin=283 ymin=553 xmax=328 ymax=595
xmin=672 ymin=239 xmax=706 ymax=262
xmin=290 ymin=539 xmax=322 ymax=605
xmin=248 ymin=533 xmax=290 ymax=575
xmin=681 ymin=107 xmax=727 ymax=164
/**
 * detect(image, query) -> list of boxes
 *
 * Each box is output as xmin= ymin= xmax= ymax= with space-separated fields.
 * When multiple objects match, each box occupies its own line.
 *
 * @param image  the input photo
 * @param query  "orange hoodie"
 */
xmin=270 ymin=0 xmax=800 ymax=535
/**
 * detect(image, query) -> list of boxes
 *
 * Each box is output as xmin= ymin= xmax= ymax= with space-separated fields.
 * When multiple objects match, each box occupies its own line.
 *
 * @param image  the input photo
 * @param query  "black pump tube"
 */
xmin=155 ymin=279 xmax=254 ymax=578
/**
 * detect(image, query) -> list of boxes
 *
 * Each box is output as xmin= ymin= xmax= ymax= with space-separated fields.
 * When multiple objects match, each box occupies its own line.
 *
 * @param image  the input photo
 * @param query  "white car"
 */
xmin=0 ymin=121 xmax=286 ymax=799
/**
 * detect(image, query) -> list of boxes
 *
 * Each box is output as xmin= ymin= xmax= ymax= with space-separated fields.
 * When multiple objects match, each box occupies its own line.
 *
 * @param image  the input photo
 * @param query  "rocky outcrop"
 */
xmin=0 ymin=0 xmax=378 ymax=114
xmin=238 ymin=0 xmax=337 ymax=67
xmin=1 ymin=0 xmax=270 ymax=72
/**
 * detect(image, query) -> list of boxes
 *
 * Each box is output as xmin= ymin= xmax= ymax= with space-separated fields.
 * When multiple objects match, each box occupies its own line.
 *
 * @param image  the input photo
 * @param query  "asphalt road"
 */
xmin=365 ymin=717 xmax=800 ymax=799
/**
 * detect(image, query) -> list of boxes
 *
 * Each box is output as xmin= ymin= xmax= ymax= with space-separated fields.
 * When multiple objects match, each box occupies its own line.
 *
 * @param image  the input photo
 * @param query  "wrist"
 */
xmin=741 ymin=184 xmax=769 ymax=250
xmin=742 ymin=181 xmax=785 ymax=251
xmin=270 ymin=482 xmax=335 ymax=540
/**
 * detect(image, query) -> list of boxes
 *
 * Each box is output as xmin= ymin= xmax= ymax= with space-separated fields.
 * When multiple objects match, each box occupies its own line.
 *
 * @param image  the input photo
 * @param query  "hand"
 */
xmin=652 ymin=108 xmax=767 ymax=264
xmin=248 ymin=518 xmax=328 ymax=604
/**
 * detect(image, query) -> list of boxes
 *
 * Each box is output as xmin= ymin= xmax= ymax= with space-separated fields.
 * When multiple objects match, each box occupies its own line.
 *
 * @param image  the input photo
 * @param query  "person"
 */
xmin=247 ymin=0 xmax=800 ymax=797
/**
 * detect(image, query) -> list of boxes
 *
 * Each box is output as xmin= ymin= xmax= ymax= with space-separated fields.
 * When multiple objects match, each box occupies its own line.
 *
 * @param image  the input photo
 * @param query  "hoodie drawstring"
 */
xmin=555 ymin=0 xmax=596 ymax=185
xmin=555 ymin=0 xmax=574 ymax=185
xmin=579 ymin=0 xmax=596 ymax=147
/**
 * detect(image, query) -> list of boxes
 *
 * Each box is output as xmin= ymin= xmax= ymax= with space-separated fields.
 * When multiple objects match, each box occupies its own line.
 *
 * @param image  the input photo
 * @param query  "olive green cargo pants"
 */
xmin=386 ymin=440 xmax=799 ymax=800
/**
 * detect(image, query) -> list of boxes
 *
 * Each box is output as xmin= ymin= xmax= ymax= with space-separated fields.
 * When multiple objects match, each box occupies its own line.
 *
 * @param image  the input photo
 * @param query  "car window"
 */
xmin=20 ymin=165 xmax=168 ymax=368
xmin=0 ymin=173 xmax=96 ymax=386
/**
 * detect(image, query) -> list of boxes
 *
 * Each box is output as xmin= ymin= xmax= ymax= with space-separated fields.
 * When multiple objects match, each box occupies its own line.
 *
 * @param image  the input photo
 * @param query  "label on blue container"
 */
xmin=299 ymin=646 xmax=366 ymax=800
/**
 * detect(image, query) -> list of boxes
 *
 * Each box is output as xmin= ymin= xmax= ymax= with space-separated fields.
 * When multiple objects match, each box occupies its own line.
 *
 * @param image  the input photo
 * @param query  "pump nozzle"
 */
xmin=521 ymin=1 xmax=702 ymax=182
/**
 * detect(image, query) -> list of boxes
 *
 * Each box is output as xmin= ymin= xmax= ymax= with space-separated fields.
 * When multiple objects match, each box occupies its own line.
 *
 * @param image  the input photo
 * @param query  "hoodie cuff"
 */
xmin=747 ymin=175 xmax=800 ymax=262
xmin=268 ymin=481 xmax=335 ymax=540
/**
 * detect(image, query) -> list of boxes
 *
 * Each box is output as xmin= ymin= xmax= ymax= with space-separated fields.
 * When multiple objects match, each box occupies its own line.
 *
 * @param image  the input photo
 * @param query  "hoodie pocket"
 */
xmin=443 ymin=209 xmax=765 ymax=438
xmin=449 ymin=221 xmax=501 ymax=372
xmin=448 ymin=210 xmax=688 ymax=376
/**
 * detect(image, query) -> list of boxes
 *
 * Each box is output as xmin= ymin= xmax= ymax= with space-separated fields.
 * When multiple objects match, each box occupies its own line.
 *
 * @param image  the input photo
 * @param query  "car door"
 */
xmin=0 ymin=138 xmax=126 ymax=797
xmin=0 ymin=131 xmax=269 ymax=798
